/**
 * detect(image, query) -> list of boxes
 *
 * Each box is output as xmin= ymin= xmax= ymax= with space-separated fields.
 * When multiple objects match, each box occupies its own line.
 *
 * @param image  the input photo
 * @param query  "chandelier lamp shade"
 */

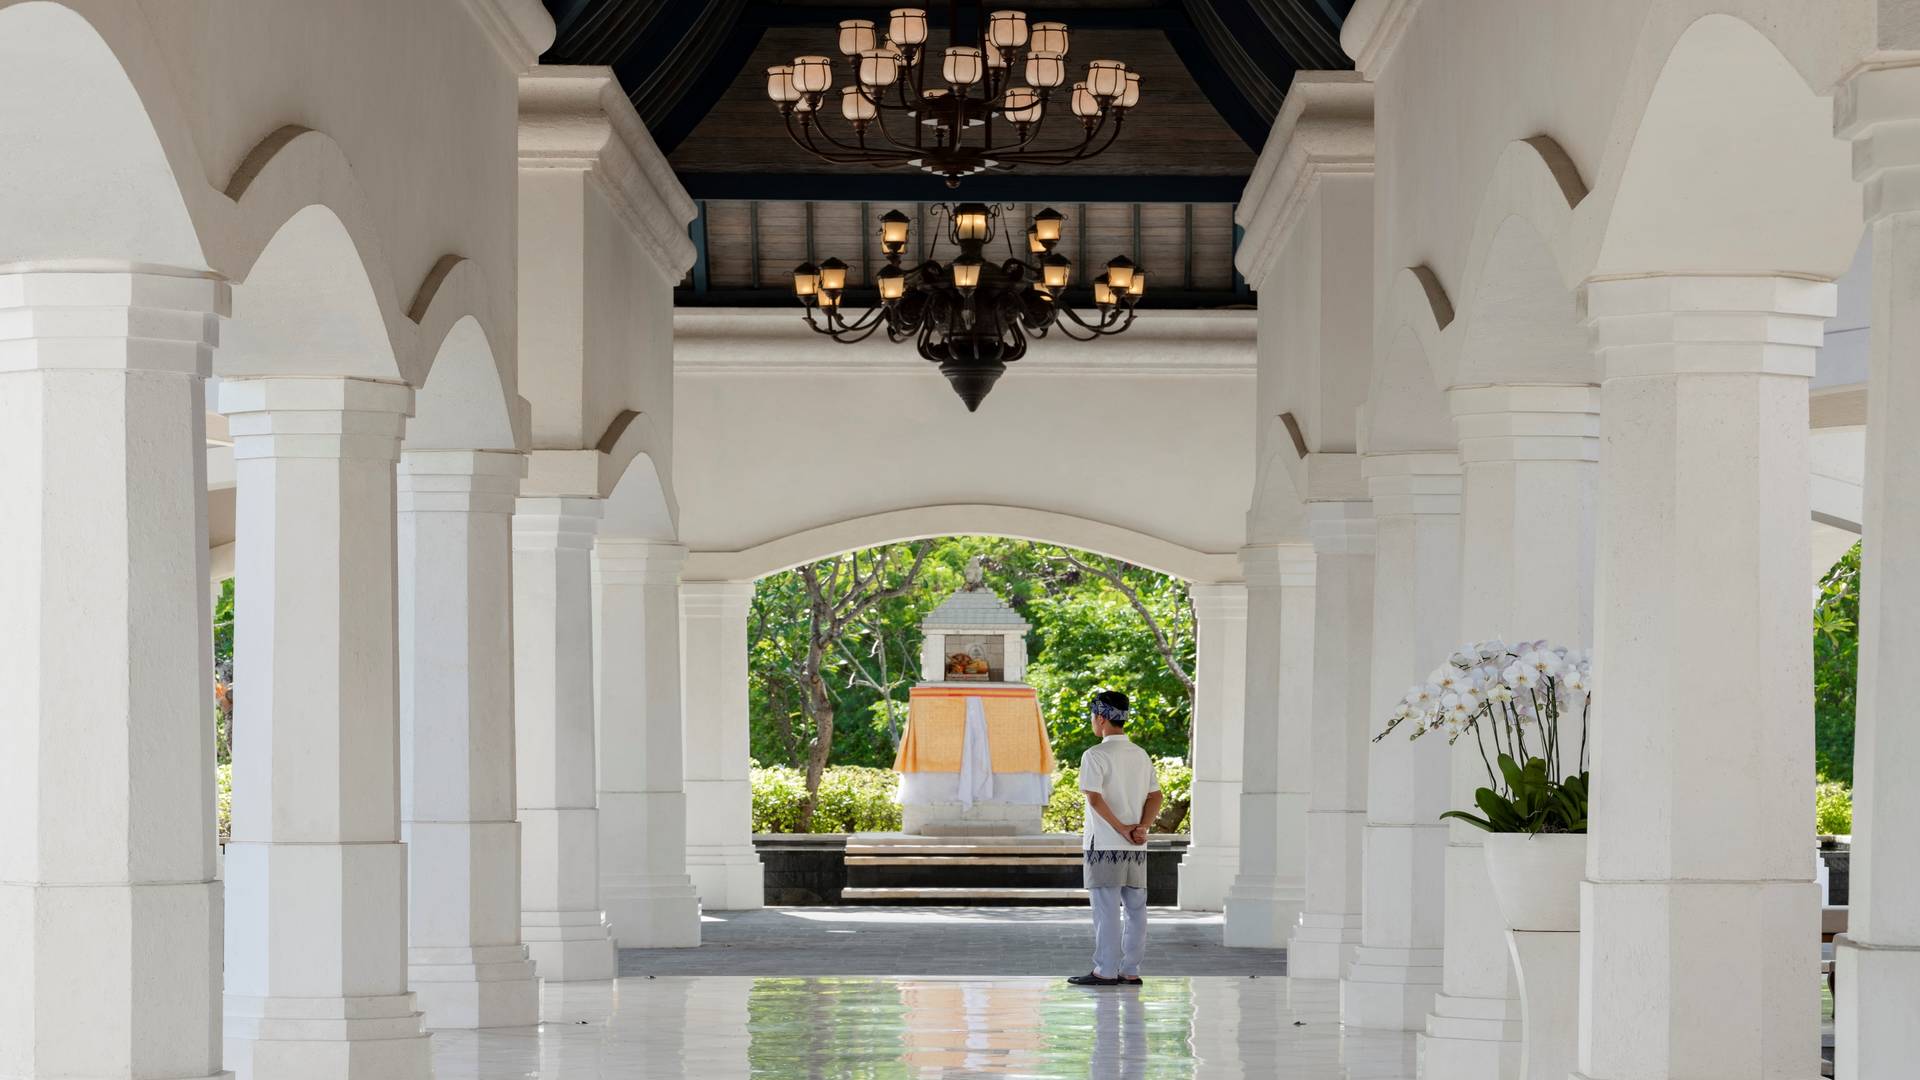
xmin=790 ymin=203 xmax=1146 ymax=411
xmin=765 ymin=5 xmax=1143 ymax=187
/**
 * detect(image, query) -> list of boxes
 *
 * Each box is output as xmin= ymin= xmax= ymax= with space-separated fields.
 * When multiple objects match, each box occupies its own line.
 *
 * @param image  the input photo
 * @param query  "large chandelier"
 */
xmin=765 ymin=7 xmax=1142 ymax=188
xmin=791 ymin=202 xmax=1146 ymax=411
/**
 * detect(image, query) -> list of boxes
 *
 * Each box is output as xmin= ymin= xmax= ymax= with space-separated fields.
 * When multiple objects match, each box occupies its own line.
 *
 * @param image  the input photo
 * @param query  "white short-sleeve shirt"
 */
xmin=1078 ymin=734 xmax=1160 ymax=851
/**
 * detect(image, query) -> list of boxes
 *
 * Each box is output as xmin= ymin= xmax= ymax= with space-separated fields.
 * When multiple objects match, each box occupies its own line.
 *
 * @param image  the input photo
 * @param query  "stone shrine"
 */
xmin=891 ymin=559 xmax=1055 ymax=834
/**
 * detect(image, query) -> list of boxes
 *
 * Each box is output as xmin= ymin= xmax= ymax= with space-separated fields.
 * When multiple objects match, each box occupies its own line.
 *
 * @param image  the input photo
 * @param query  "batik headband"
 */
xmin=1091 ymin=698 xmax=1129 ymax=725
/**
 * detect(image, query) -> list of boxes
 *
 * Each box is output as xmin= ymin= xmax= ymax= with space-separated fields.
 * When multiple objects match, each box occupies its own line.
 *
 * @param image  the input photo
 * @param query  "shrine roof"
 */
xmin=923 ymin=588 xmax=1030 ymax=632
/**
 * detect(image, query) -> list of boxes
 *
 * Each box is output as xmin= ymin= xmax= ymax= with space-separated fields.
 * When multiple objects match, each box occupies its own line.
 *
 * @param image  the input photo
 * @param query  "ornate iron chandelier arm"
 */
xmin=783 ymin=112 xmax=916 ymax=166
xmin=852 ymin=86 xmax=932 ymax=157
xmin=996 ymin=112 xmax=1124 ymax=167
xmin=1052 ymin=301 xmax=1138 ymax=337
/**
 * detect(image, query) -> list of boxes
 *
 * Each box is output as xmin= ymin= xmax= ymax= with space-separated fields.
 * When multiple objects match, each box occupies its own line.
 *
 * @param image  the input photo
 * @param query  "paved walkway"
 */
xmin=618 ymin=906 xmax=1288 ymax=977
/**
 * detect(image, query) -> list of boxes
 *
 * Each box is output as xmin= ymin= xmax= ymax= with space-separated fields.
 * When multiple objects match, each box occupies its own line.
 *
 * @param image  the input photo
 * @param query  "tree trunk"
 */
xmin=799 ymin=670 xmax=834 ymax=831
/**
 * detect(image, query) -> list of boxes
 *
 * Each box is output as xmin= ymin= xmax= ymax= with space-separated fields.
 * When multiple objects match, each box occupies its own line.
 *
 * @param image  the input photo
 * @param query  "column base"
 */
xmin=223 ymin=991 xmax=429 ymax=1080
xmin=0 ymin=879 xmax=228 ymax=1079
xmin=688 ymin=846 xmax=764 ymax=912
xmin=522 ymin=910 xmax=618 ymax=981
xmin=1221 ymin=878 xmax=1305 ymax=948
xmin=408 ymin=944 xmax=539 ymax=1029
xmin=1286 ymin=911 xmax=1362 ymax=979
xmin=604 ymin=878 xmax=703 ymax=948
xmin=1177 ymin=846 xmax=1240 ymax=912
xmin=1340 ymin=945 xmax=1443 ymax=1029
xmin=1418 ymin=991 xmax=1521 ymax=1080
xmin=1834 ymin=936 xmax=1920 ymax=1079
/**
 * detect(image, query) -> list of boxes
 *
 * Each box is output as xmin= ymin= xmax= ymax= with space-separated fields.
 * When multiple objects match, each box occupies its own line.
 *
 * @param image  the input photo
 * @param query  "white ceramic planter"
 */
xmin=1483 ymin=832 xmax=1587 ymax=1080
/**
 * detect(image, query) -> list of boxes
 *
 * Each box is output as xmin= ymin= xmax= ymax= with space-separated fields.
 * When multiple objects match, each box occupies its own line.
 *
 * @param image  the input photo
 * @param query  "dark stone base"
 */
xmin=752 ymin=834 xmax=1192 ymax=906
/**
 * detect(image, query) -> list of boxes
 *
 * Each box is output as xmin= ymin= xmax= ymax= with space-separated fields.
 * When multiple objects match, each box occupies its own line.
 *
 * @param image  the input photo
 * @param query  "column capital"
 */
xmin=1239 ymin=543 xmax=1316 ymax=588
xmin=1447 ymin=384 xmax=1599 ymax=465
xmin=399 ymin=449 xmax=525 ymax=515
xmin=680 ymin=579 xmax=756 ymax=618
xmin=1361 ymin=452 xmax=1461 ymax=517
xmin=513 ymin=496 xmax=602 ymax=552
xmin=218 ymin=376 xmax=413 ymax=461
xmin=1189 ymin=581 xmax=1250 ymax=621
xmin=1837 ymin=58 xmax=1920 ymax=221
xmin=1307 ymin=499 xmax=1376 ymax=555
xmin=1581 ymin=274 xmax=1836 ymax=380
xmin=0 ymin=270 xmax=227 ymax=376
xmin=595 ymin=538 xmax=688 ymax=585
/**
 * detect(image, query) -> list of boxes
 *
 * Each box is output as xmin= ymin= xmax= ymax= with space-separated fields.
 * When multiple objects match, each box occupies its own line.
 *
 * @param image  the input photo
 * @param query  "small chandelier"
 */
xmin=766 ymin=7 xmax=1142 ymax=188
xmin=792 ymin=203 xmax=1146 ymax=411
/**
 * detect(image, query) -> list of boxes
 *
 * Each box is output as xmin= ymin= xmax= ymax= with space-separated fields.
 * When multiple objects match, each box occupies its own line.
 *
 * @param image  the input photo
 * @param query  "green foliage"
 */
xmin=750 ymin=764 xmax=903 ymax=833
xmin=1440 ymin=753 xmax=1589 ymax=835
xmin=1025 ymin=566 xmax=1194 ymax=762
xmin=1814 ymin=543 xmax=1860 ymax=784
xmin=216 ymin=761 xmax=232 ymax=844
xmin=213 ymin=577 xmax=235 ymax=767
xmin=1044 ymin=767 xmax=1084 ymax=833
xmin=1815 ymin=780 xmax=1853 ymax=836
xmin=747 ymin=537 xmax=1196 ymax=772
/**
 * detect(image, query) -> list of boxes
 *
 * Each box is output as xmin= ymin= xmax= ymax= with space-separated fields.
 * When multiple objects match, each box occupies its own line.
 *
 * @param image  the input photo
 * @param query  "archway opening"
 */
xmin=744 ymin=535 xmax=1197 ymax=850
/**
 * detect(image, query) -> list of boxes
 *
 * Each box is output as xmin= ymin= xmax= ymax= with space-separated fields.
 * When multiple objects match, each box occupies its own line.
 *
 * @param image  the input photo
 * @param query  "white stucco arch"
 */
xmin=1363 ymin=272 xmax=1455 ymax=455
xmin=602 ymin=450 xmax=678 ymax=542
xmin=406 ymin=315 xmax=528 ymax=452
xmin=219 ymin=203 xmax=405 ymax=382
xmin=1443 ymin=137 xmax=1595 ymax=389
xmin=1579 ymin=12 xmax=1863 ymax=281
xmin=680 ymin=504 xmax=1241 ymax=584
xmin=0 ymin=1 xmax=207 ymax=271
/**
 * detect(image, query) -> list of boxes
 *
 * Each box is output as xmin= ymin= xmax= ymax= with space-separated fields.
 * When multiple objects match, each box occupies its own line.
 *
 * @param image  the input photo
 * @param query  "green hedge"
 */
xmin=750 ymin=759 xmax=1194 ymax=835
xmin=751 ymin=764 xmax=903 ymax=833
xmin=1816 ymin=780 xmax=1853 ymax=836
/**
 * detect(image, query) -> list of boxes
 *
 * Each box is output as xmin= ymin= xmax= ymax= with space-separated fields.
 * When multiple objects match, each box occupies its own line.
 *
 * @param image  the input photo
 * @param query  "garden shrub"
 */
xmin=750 ymin=763 xmax=902 ymax=833
xmin=217 ymin=761 xmax=232 ymax=844
xmin=1816 ymin=779 xmax=1853 ymax=836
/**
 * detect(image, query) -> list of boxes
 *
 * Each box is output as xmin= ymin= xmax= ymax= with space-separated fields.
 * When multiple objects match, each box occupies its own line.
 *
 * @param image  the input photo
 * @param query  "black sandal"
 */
xmin=1067 ymin=972 xmax=1120 ymax=986
xmin=1119 ymin=976 xmax=1143 ymax=986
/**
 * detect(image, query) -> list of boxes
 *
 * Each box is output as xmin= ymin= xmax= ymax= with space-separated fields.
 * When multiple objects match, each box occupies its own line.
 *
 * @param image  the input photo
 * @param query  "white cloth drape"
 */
xmin=956 ymin=695 xmax=994 ymax=809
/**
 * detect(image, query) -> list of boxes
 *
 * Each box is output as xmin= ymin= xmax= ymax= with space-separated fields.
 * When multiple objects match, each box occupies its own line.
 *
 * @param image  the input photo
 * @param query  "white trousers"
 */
xmin=1090 ymin=885 xmax=1148 ymax=978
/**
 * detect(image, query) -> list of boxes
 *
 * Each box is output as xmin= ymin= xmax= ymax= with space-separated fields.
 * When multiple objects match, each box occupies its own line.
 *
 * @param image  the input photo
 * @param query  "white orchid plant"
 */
xmin=1375 ymin=639 xmax=1593 ymax=834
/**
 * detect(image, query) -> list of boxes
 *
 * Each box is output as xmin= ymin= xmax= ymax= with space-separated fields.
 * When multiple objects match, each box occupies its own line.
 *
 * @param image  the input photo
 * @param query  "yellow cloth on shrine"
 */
xmin=892 ymin=686 xmax=1055 ymax=774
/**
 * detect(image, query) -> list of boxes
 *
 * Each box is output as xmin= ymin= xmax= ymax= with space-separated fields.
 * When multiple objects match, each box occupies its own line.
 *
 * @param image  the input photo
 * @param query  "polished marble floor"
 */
xmin=428 ymin=976 xmax=1420 ymax=1079
xmin=621 ymin=906 xmax=1287 ymax=977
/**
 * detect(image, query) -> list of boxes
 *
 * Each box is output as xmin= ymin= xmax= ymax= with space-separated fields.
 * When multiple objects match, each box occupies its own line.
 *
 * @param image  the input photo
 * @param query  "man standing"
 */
xmin=1068 ymin=690 xmax=1162 ymax=987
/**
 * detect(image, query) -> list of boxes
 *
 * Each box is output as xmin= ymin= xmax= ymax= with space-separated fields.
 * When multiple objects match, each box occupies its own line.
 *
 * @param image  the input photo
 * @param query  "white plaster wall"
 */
xmin=671 ymin=310 xmax=1257 ymax=574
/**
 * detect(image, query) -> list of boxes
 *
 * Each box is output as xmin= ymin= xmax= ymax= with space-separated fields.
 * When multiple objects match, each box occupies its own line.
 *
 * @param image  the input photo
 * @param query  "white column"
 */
xmin=1224 ymin=546 xmax=1316 ymax=946
xmin=1287 ymin=501 xmax=1376 ymax=978
xmin=514 ymin=497 xmax=618 ymax=979
xmin=1420 ymin=385 xmax=1598 ymax=1078
xmin=680 ymin=581 xmax=764 ymax=910
xmin=219 ymin=376 xmax=429 ymax=1079
xmin=1180 ymin=582 xmax=1250 ymax=911
xmin=595 ymin=539 xmax=702 ymax=947
xmin=1837 ymin=63 xmax=1920 ymax=1080
xmin=1574 ymin=275 xmax=1830 ymax=1080
xmin=0 ymin=271 xmax=226 ymax=1080
xmin=1342 ymin=452 xmax=1459 ymax=1029
xmin=397 ymin=450 xmax=539 ymax=1028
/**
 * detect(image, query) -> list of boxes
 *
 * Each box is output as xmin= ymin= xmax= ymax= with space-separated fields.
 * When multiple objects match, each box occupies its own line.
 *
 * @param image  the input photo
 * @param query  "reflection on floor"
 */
xmin=620 ymin=906 xmax=1287 ymax=977
xmin=428 ymin=976 xmax=1420 ymax=1079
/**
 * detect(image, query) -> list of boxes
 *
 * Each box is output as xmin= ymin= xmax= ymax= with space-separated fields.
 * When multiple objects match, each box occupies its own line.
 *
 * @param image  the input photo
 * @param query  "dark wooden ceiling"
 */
xmin=541 ymin=0 xmax=1355 ymax=203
